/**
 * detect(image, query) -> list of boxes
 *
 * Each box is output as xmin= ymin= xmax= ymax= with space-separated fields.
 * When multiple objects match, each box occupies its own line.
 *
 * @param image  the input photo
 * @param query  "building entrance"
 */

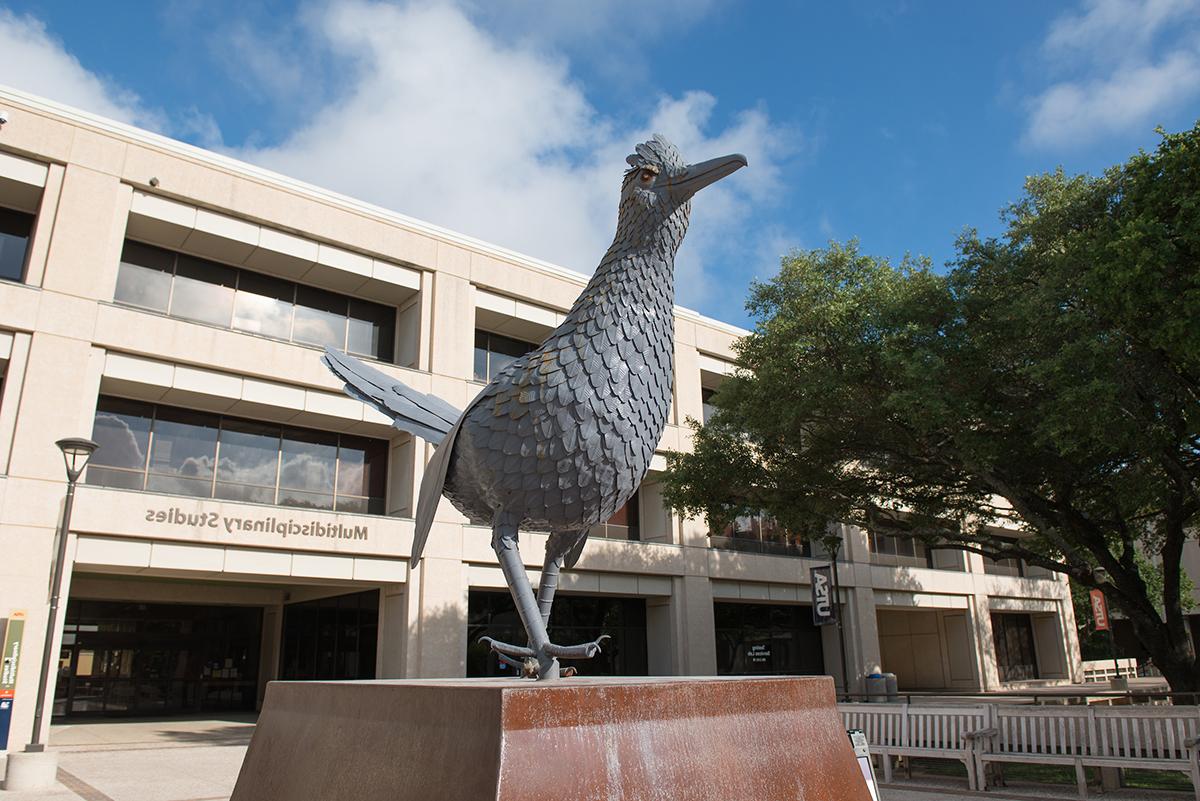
xmin=54 ymin=600 xmax=262 ymax=718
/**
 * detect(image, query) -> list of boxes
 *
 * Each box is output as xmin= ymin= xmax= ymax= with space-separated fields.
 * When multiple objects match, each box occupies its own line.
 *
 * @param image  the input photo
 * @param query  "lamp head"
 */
xmin=56 ymin=437 xmax=99 ymax=482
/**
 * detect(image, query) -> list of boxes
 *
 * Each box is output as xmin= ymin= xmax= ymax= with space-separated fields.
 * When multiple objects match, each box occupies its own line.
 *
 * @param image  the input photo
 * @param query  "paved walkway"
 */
xmin=0 ymin=717 xmax=1190 ymax=801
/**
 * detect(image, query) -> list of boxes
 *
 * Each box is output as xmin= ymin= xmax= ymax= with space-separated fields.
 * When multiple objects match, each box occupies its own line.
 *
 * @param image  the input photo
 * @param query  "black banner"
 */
xmin=811 ymin=565 xmax=837 ymax=626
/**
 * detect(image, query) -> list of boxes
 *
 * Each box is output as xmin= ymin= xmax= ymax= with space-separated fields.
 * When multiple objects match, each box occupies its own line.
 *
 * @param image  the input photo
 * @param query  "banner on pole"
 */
xmin=0 ymin=610 xmax=27 ymax=750
xmin=1089 ymin=589 xmax=1110 ymax=631
xmin=811 ymin=566 xmax=837 ymax=626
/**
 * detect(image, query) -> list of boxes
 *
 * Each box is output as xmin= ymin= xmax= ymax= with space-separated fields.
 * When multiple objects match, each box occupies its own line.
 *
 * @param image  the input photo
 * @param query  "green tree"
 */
xmin=663 ymin=124 xmax=1200 ymax=691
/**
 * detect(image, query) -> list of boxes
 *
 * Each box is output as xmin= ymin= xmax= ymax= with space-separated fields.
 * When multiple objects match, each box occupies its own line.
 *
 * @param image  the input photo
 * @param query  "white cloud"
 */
xmin=1025 ymin=0 xmax=1200 ymax=148
xmin=1044 ymin=0 xmax=1197 ymax=60
xmin=1027 ymin=51 xmax=1200 ymax=148
xmin=0 ymin=9 xmax=161 ymax=129
xmin=0 ymin=1 xmax=788 ymax=313
xmin=235 ymin=1 xmax=789 ymax=309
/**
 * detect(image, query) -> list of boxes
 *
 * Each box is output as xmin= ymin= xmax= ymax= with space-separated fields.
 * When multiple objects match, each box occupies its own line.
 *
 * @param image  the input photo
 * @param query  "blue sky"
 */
xmin=2 ymin=1 xmax=1198 ymax=327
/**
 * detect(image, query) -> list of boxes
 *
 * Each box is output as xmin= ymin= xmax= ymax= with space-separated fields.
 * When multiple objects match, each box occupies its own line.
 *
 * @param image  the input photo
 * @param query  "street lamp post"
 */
xmin=1092 ymin=567 xmax=1126 ymax=691
xmin=25 ymin=438 xmax=97 ymax=752
xmin=829 ymin=537 xmax=851 ymax=699
xmin=4 ymin=438 xmax=98 ymax=791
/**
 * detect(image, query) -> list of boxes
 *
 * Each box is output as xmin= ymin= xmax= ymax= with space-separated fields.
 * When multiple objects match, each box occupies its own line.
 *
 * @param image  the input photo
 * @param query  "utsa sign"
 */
xmin=811 ymin=566 xmax=837 ymax=626
xmin=1089 ymin=589 xmax=1110 ymax=631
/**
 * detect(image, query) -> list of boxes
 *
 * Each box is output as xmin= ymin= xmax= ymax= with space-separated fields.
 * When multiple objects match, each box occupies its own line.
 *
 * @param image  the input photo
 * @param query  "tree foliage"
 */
xmin=663 ymin=124 xmax=1200 ymax=690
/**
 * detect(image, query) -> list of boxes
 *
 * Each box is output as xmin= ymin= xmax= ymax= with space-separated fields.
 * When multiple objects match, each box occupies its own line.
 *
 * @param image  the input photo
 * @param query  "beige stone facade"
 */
xmin=0 ymin=87 xmax=1081 ymax=750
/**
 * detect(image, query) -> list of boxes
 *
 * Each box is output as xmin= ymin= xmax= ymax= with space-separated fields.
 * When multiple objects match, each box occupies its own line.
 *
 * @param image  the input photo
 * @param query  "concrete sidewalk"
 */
xmin=0 ymin=717 xmax=1189 ymax=801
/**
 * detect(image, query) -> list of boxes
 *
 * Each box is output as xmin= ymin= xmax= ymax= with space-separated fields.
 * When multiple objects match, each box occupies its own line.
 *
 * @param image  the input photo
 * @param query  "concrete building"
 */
xmin=0 ymin=87 xmax=1081 ymax=750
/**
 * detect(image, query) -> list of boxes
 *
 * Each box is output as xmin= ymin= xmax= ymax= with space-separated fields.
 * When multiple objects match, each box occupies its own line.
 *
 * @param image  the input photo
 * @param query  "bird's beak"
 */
xmin=666 ymin=153 xmax=748 ymax=201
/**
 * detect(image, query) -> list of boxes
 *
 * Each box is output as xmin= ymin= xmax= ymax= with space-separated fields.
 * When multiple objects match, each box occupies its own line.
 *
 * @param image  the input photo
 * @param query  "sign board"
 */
xmin=847 ymin=729 xmax=881 ymax=801
xmin=811 ymin=566 xmax=837 ymax=626
xmin=1089 ymin=589 xmax=1110 ymax=631
xmin=0 ymin=610 xmax=27 ymax=750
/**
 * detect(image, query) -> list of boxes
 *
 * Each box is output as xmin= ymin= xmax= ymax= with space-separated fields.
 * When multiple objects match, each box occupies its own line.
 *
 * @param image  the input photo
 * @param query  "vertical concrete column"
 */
xmin=378 ymin=585 xmax=407 ymax=678
xmin=427 ymin=261 xmax=474 ymax=384
xmin=257 ymin=604 xmax=283 ymax=707
xmin=841 ymin=523 xmax=871 ymax=563
xmin=672 ymin=321 xmax=703 ymax=429
xmin=666 ymin=575 xmax=718 ymax=675
xmin=970 ymin=593 xmax=1001 ymax=690
xmin=1058 ymin=582 xmax=1085 ymax=682
xmin=0 ymin=333 xmax=101 ymax=752
xmin=843 ymin=586 xmax=881 ymax=695
xmin=39 ymin=163 xmax=130 ymax=302
xmin=402 ymin=522 xmax=468 ymax=678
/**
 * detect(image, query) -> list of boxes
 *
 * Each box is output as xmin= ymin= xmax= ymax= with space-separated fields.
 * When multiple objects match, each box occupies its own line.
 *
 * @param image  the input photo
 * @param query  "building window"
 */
xmin=0 ymin=207 xmax=34 ymax=283
xmin=868 ymin=529 xmax=935 ymax=568
xmin=467 ymin=591 xmax=647 ymax=677
xmin=86 ymin=397 xmax=388 ymax=514
xmin=701 ymin=387 xmax=718 ymax=424
xmin=590 ymin=492 xmax=640 ymax=540
xmin=114 ymin=241 xmax=396 ymax=362
xmin=992 ymin=612 xmax=1039 ymax=682
xmin=709 ymin=512 xmax=811 ymax=557
xmin=280 ymin=590 xmax=379 ymax=681
xmin=714 ymin=602 xmax=826 ymax=676
xmin=473 ymin=329 xmax=536 ymax=382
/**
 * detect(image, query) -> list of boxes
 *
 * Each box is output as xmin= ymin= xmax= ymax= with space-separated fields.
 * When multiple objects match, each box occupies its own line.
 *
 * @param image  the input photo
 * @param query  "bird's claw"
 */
xmin=481 ymin=634 xmax=610 ymax=664
xmin=478 ymin=636 xmax=534 ymax=659
xmin=544 ymin=634 xmax=611 ymax=659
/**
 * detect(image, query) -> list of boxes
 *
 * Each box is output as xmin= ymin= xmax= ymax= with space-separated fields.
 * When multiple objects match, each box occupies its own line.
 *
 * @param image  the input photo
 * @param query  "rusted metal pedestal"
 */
xmin=231 ymin=675 xmax=871 ymax=801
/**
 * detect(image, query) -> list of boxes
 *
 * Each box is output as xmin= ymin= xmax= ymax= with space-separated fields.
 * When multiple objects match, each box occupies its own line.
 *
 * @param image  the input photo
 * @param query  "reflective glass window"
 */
xmin=279 ymin=427 xmax=337 ymax=509
xmin=474 ymin=330 xmax=536 ymax=382
xmin=293 ymin=287 xmax=347 ymax=349
xmin=147 ymin=407 xmax=218 ymax=496
xmin=0 ymin=208 xmax=33 ymax=283
xmin=113 ymin=240 xmax=401 ymax=363
xmin=232 ymin=272 xmax=294 ymax=339
xmin=216 ymin=419 xmax=280 ymax=498
xmin=90 ymin=398 xmax=152 ymax=471
xmin=347 ymin=299 xmax=395 ymax=362
xmin=114 ymin=242 xmax=174 ymax=311
xmin=170 ymin=256 xmax=236 ymax=327
xmin=86 ymin=398 xmax=386 ymax=512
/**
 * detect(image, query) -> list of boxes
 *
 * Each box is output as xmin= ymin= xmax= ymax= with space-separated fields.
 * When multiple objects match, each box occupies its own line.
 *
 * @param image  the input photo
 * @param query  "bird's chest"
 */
xmin=451 ymin=303 xmax=674 ymax=529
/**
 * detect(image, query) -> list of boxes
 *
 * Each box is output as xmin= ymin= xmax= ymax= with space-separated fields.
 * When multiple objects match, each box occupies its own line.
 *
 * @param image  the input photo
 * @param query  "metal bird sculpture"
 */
xmin=324 ymin=135 xmax=746 ymax=679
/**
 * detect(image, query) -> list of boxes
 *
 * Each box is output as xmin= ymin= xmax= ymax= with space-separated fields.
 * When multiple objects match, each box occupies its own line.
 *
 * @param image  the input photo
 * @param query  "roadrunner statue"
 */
xmin=324 ymin=136 xmax=746 ymax=679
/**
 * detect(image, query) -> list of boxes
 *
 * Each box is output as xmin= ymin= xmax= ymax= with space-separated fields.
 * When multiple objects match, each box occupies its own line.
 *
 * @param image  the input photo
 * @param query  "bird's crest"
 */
xmin=625 ymin=134 xmax=685 ymax=174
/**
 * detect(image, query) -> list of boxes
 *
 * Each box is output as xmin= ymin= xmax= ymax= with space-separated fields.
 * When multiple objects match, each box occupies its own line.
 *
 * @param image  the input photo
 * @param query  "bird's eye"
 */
xmin=640 ymin=169 xmax=655 ymax=183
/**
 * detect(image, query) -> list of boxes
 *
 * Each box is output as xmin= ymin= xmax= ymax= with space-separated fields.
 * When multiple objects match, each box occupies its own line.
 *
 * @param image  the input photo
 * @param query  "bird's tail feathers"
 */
xmin=322 ymin=348 xmax=460 ymax=444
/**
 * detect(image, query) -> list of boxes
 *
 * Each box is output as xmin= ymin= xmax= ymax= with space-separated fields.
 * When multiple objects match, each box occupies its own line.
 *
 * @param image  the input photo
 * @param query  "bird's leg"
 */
xmin=536 ymin=550 xmax=565 ymax=629
xmin=535 ymin=529 xmax=609 ymax=661
xmin=490 ymin=511 xmax=559 ymax=679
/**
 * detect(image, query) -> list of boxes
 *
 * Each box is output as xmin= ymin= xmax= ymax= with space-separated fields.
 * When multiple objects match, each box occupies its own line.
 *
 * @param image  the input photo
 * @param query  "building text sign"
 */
xmin=143 ymin=506 xmax=369 ymax=542
xmin=811 ymin=566 xmax=837 ymax=626
xmin=1089 ymin=589 xmax=1110 ymax=631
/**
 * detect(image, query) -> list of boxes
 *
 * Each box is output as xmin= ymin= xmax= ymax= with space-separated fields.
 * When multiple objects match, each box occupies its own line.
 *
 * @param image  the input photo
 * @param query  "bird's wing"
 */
xmin=323 ymin=348 xmax=459 ymax=444
xmin=410 ymin=413 xmax=467 ymax=565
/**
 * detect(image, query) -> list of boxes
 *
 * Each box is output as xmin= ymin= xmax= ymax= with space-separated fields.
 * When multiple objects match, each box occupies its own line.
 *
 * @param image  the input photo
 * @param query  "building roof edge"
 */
xmin=0 ymin=85 xmax=749 ymax=339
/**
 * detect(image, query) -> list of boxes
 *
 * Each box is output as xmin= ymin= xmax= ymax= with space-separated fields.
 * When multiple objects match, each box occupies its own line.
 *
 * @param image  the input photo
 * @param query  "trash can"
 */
xmin=882 ymin=672 xmax=898 ymax=702
xmin=865 ymin=673 xmax=887 ymax=702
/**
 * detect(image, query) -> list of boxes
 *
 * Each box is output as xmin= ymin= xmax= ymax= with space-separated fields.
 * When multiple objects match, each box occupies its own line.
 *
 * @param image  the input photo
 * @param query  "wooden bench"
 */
xmin=839 ymin=702 xmax=988 ymax=790
xmin=971 ymin=704 xmax=1200 ymax=799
